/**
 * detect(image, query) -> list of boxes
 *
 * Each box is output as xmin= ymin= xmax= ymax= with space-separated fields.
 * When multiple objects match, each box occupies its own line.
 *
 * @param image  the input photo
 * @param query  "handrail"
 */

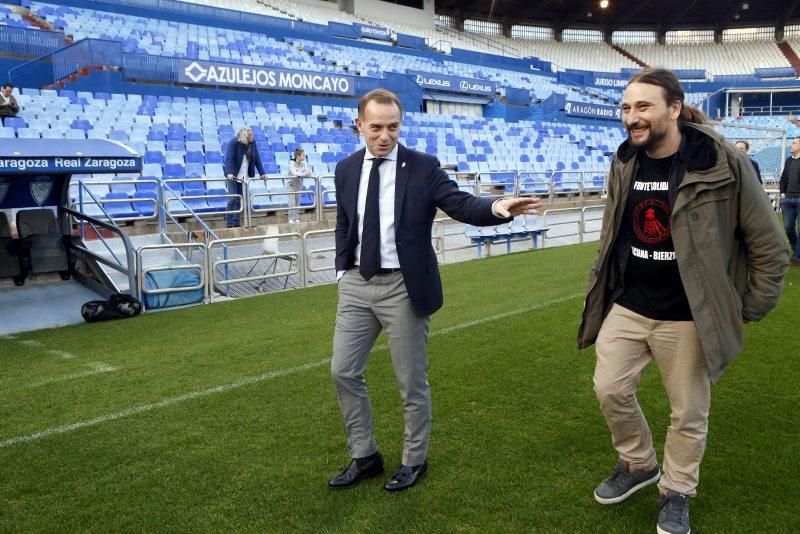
xmin=73 ymin=181 xmax=125 ymax=260
xmin=62 ymin=204 xmax=137 ymax=296
xmin=428 ymin=39 xmax=452 ymax=55
xmin=541 ymin=207 xmax=583 ymax=248
xmin=0 ymin=25 xmax=64 ymax=60
xmin=160 ymin=180 xmax=221 ymax=243
xmin=302 ymin=228 xmax=336 ymax=276
xmin=434 ymin=22 xmax=520 ymax=58
xmin=70 ymin=178 xmax=160 ymax=223
xmin=207 ymin=233 xmax=304 ymax=299
xmin=9 ymin=37 xmax=123 ymax=87
xmin=476 ymin=170 xmax=518 ymax=197
xmin=246 ymin=175 xmax=320 ymax=222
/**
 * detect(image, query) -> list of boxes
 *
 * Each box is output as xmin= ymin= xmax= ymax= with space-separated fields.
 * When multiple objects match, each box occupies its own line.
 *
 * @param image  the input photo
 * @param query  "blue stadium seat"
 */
xmin=131 ymin=192 xmax=158 ymax=217
xmin=101 ymin=192 xmax=138 ymax=219
xmin=206 ymin=189 xmax=228 ymax=212
xmin=205 ymin=152 xmax=223 ymax=164
xmin=144 ymin=151 xmax=166 ymax=165
xmin=182 ymin=189 xmax=213 ymax=213
xmin=163 ymin=164 xmax=185 ymax=178
xmin=185 ymin=151 xmax=204 ymax=164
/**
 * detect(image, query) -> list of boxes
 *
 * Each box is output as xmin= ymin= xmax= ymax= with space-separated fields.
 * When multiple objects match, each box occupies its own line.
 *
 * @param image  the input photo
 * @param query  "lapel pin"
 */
xmin=401 ymin=161 xmax=406 ymax=168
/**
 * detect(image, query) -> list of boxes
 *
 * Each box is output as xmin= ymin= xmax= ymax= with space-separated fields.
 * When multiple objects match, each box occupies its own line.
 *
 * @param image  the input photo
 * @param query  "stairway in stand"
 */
xmin=778 ymin=41 xmax=800 ymax=76
xmin=21 ymin=10 xmax=56 ymax=31
xmin=611 ymin=44 xmax=649 ymax=69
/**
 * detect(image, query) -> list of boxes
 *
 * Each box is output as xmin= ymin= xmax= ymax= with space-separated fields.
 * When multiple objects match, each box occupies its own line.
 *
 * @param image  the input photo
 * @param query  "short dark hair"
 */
xmin=735 ymin=140 xmax=750 ymax=150
xmin=2 ymin=83 xmax=12 ymax=90
xmin=358 ymin=88 xmax=402 ymax=118
xmin=627 ymin=68 xmax=706 ymax=125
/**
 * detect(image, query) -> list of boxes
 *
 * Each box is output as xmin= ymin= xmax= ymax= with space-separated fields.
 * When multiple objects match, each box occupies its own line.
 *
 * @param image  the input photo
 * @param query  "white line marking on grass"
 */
xmin=431 ymin=293 xmax=583 ymax=337
xmin=0 ymin=359 xmax=328 ymax=448
xmin=0 ymin=293 xmax=584 ymax=448
xmin=25 ymin=362 xmax=120 ymax=389
xmin=46 ymin=350 xmax=76 ymax=359
xmin=5 ymin=339 xmax=79 ymax=360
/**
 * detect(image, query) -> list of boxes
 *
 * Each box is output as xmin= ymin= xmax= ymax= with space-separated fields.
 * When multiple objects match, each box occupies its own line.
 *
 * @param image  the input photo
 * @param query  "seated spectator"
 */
xmin=735 ymin=140 xmax=762 ymax=184
xmin=224 ymin=126 xmax=267 ymax=228
xmin=287 ymin=147 xmax=313 ymax=223
xmin=0 ymin=83 xmax=19 ymax=126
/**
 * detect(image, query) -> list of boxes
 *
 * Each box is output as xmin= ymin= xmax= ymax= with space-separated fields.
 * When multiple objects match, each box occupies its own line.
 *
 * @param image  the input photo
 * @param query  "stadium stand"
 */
xmin=1 ymin=0 xmax=795 ymax=320
xmin=1 ymin=87 xmax=624 ymax=220
xmin=514 ymin=40 xmax=639 ymax=72
xmin=622 ymin=41 xmax=790 ymax=76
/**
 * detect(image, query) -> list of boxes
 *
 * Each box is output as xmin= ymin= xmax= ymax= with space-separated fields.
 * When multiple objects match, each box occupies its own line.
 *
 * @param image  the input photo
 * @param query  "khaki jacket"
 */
xmin=577 ymin=123 xmax=789 ymax=383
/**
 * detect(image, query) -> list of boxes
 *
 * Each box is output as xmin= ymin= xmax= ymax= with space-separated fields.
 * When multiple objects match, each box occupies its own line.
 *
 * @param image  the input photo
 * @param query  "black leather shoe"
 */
xmin=328 ymin=453 xmax=384 ymax=489
xmin=384 ymin=460 xmax=428 ymax=492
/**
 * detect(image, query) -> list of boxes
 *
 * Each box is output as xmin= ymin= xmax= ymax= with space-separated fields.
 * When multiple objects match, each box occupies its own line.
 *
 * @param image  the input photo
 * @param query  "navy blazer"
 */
xmin=224 ymin=139 xmax=266 ymax=178
xmin=335 ymin=144 xmax=508 ymax=316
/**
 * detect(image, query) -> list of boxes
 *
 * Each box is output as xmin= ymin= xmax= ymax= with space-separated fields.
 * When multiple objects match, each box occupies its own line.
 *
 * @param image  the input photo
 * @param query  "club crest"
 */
xmin=30 ymin=176 xmax=53 ymax=206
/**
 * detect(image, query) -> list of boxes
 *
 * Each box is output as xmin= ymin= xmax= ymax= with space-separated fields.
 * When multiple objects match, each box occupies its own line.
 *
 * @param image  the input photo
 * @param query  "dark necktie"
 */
xmin=359 ymin=157 xmax=386 ymax=281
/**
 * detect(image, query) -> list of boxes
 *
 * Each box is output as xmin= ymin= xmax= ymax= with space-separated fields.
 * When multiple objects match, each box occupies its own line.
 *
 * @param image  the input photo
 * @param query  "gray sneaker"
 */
xmin=657 ymin=490 xmax=691 ymax=534
xmin=594 ymin=459 xmax=661 ymax=505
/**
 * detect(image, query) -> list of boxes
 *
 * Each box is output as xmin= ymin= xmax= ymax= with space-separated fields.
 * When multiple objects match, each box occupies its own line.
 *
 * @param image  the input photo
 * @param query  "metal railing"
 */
xmin=161 ymin=177 xmax=239 ymax=219
xmin=302 ymin=228 xmax=336 ymax=277
xmin=541 ymin=206 xmax=604 ymax=248
xmin=63 ymin=203 xmax=138 ymax=297
xmin=67 ymin=171 xmax=609 ymax=232
xmin=476 ymin=171 xmax=517 ymax=197
xmin=246 ymin=175 xmax=319 ymax=224
xmin=0 ymin=25 xmax=64 ymax=59
xmin=9 ymin=37 xmax=123 ymax=87
xmin=434 ymin=22 xmax=521 ymax=58
xmin=207 ymin=233 xmax=303 ymax=300
xmin=70 ymin=179 xmax=160 ymax=223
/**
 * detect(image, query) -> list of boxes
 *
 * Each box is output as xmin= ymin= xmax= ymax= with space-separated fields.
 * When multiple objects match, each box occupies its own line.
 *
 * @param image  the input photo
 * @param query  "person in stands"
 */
xmin=224 ymin=126 xmax=267 ymax=228
xmin=0 ymin=83 xmax=20 ymax=126
xmin=287 ymin=147 xmax=313 ymax=223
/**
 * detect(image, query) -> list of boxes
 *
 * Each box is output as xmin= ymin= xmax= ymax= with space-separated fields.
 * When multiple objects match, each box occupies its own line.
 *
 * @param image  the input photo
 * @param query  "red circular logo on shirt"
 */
xmin=632 ymin=199 xmax=671 ymax=244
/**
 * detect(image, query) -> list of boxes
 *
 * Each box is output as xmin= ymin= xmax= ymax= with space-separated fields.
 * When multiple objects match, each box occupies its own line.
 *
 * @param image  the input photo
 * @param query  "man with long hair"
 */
xmin=224 ymin=126 xmax=267 ymax=228
xmin=578 ymin=69 xmax=788 ymax=534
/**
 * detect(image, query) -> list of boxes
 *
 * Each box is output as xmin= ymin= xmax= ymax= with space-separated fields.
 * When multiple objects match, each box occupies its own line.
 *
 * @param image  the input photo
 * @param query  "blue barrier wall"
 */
xmin=0 ymin=57 xmax=26 ymax=81
xmin=63 ymin=71 xmax=365 ymax=114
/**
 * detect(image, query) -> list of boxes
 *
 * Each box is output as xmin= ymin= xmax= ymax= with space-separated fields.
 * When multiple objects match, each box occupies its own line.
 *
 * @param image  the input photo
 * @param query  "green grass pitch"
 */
xmin=1 ymin=242 xmax=798 ymax=532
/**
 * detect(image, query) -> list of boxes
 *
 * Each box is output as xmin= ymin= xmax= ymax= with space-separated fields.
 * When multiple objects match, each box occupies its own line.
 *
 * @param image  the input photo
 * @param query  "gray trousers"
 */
xmin=286 ymin=182 xmax=301 ymax=221
xmin=331 ymin=269 xmax=431 ymax=466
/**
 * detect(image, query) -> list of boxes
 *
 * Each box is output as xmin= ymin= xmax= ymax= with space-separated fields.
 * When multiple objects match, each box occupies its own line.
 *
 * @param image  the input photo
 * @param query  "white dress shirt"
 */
xmin=336 ymin=144 xmax=505 ymax=280
xmin=354 ymin=144 xmax=400 ymax=270
xmin=236 ymin=153 xmax=249 ymax=181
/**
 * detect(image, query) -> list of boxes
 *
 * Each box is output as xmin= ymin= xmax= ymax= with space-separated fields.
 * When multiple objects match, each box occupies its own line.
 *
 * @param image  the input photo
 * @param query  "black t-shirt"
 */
xmin=615 ymin=152 xmax=693 ymax=321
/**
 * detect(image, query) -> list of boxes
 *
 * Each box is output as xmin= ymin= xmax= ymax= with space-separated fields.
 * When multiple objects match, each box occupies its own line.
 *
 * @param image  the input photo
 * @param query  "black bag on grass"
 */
xmin=81 ymin=293 xmax=142 ymax=323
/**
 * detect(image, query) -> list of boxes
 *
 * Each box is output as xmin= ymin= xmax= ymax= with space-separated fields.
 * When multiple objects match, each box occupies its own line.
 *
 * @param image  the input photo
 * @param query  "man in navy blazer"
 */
xmin=328 ymin=89 xmax=539 ymax=492
xmin=224 ymin=126 xmax=267 ymax=227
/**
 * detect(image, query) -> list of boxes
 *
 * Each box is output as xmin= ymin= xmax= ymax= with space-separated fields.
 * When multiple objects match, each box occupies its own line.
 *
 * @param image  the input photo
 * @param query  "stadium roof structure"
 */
xmin=436 ymin=0 xmax=800 ymax=36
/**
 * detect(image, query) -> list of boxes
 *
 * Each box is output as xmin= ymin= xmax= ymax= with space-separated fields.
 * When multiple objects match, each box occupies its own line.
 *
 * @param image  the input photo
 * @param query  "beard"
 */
xmin=628 ymin=122 xmax=668 ymax=150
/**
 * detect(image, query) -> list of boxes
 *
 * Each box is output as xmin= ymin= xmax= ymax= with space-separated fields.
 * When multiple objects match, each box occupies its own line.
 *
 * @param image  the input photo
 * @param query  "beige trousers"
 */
xmin=593 ymin=304 xmax=711 ymax=496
